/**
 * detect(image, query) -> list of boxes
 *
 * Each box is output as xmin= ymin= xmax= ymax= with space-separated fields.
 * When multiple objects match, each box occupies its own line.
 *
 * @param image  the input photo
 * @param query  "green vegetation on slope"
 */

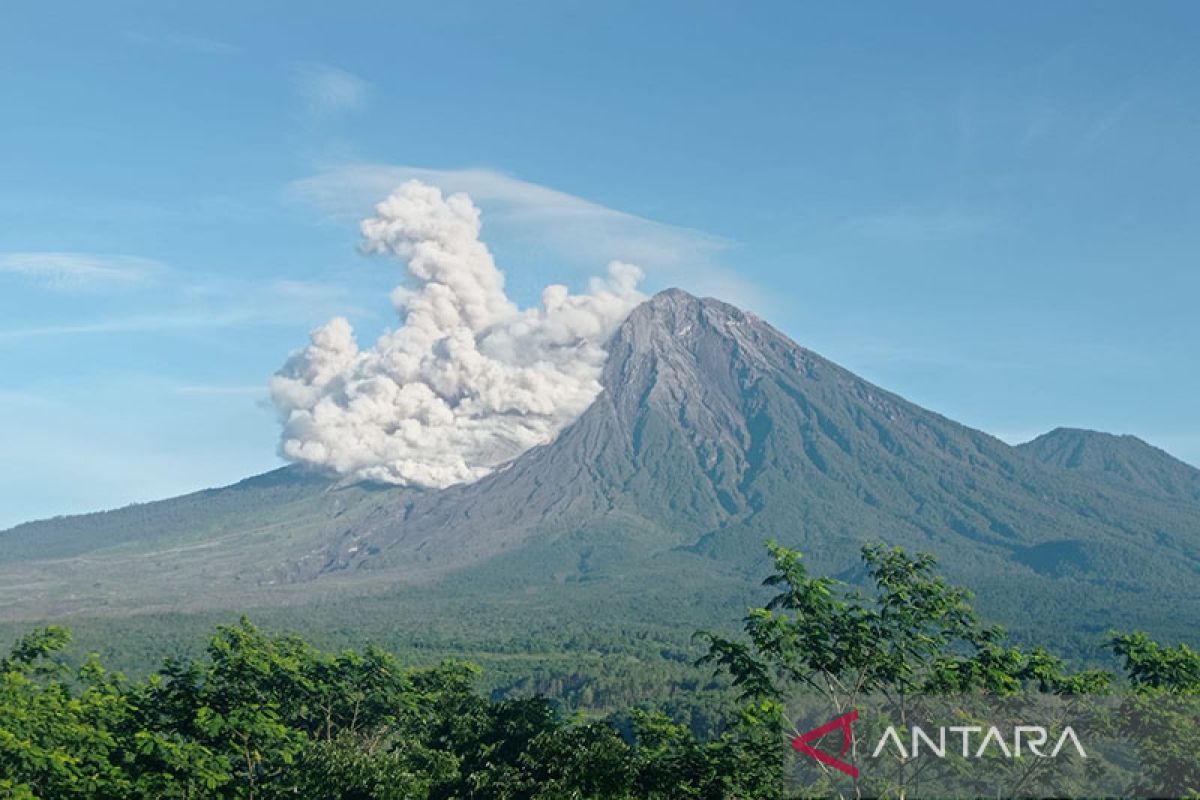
xmin=2 ymin=544 xmax=1197 ymax=799
xmin=1018 ymin=427 xmax=1200 ymax=504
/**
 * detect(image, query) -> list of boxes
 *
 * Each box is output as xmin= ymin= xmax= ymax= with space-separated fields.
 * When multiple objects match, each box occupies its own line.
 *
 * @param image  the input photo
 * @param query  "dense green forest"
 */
xmin=2 ymin=544 xmax=1197 ymax=799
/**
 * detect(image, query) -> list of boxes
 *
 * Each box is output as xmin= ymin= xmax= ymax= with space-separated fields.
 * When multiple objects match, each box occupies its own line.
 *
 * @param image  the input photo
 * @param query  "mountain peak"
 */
xmin=634 ymin=287 xmax=738 ymax=322
xmin=649 ymin=286 xmax=697 ymax=303
xmin=616 ymin=288 xmax=763 ymax=357
xmin=1019 ymin=427 xmax=1200 ymax=503
xmin=1038 ymin=427 xmax=1138 ymax=442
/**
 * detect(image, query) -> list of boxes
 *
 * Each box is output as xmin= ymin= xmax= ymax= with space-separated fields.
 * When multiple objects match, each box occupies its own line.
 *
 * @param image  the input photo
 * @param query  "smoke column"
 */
xmin=271 ymin=180 xmax=645 ymax=487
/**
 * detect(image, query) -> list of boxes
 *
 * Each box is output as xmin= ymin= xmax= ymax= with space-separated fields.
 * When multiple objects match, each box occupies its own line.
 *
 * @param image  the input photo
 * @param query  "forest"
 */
xmin=2 ymin=543 xmax=1196 ymax=799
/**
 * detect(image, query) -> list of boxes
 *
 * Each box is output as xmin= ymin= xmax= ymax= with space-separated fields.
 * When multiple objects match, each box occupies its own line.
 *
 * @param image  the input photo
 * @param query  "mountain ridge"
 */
xmin=1018 ymin=426 xmax=1200 ymax=504
xmin=2 ymin=289 xmax=1198 ymax=646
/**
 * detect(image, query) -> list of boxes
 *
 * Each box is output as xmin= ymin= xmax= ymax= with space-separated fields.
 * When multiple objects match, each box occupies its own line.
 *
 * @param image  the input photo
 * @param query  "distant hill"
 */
xmin=1018 ymin=427 xmax=1200 ymax=504
xmin=2 ymin=289 xmax=1198 ymax=653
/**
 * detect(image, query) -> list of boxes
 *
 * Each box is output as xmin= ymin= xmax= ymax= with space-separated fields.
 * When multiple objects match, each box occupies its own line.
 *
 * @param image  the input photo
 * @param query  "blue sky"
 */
xmin=2 ymin=1 xmax=1198 ymax=529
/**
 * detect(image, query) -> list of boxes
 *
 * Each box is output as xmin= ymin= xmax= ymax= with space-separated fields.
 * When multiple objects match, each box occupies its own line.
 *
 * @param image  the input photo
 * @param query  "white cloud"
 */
xmin=293 ymin=63 xmax=369 ymax=117
xmin=286 ymin=164 xmax=769 ymax=311
xmin=271 ymin=180 xmax=646 ymax=488
xmin=0 ymin=251 xmax=165 ymax=290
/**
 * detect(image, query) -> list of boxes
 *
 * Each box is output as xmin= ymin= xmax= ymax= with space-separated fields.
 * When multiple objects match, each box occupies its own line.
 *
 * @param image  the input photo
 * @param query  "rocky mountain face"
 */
xmin=302 ymin=290 xmax=1200 ymax=607
xmin=2 ymin=289 xmax=1198 ymax=640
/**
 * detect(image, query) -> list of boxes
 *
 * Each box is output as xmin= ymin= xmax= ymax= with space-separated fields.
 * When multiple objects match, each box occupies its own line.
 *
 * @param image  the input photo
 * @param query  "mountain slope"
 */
xmin=315 ymin=290 xmax=1200 ymax=592
xmin=2 ymin=289 xmax=1198 ymax=646
xmin=1018 ymin=427 xmax=1200 ymax=504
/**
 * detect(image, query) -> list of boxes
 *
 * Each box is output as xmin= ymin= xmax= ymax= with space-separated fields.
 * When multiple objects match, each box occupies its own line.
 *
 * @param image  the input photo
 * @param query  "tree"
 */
xmin=699 ymin=541 xmax=1110 ymax=798
xmin=1108 ymin=632 xmax=1200 ymax=796
xmin=2 ymin=545 xmax=1195 ymax=799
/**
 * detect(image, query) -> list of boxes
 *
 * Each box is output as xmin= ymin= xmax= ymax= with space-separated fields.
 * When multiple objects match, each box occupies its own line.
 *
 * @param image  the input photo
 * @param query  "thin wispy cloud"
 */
xmin=0 ymin=389 xmax=56 ymax=408
xmin=286 ymin=164 xmax=768 ymax=311
xmin=123 ymin=30 xmax=240 ymax=56
xmin=293 ymin=63 xmax=369 ymax=118
xmin=1079 ymin=94 xmax=1141 ymax=153
xmin=0 ymin=310 xmax=257 ymax=341
xmin=827 ymin=339 xmax=997 ymax=372
xmin=833 ymin=334 xmax=1157 ymax=375
xmin=268 ymin=279 xmax=352 ymax=304
xmin=1018 ymin=109 xmax=1058 ymax=150
xmin=173 ymin=385 xmax=266 ymax=397
xmin=0 ymin=273 xmax=369 ymax=342
xmin=841 ymin=209 xmax=1007 ymax=242
xmin=0 ymin=252 xmax=166 ymax=290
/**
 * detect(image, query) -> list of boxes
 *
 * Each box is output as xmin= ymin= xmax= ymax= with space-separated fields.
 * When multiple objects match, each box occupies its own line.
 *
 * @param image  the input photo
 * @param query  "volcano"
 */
xmin=2 ymin=289 xmax=1198 ymax=645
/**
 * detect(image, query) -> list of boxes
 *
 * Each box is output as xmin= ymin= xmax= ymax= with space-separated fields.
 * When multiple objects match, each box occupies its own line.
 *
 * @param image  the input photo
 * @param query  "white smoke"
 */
xmin=270 ymin=180 xmax=645 ymax=488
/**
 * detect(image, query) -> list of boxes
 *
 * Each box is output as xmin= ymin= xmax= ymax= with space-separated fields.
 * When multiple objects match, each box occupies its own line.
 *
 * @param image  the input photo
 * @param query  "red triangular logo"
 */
xmin=790 ymin=709 xmax=859 ymax=778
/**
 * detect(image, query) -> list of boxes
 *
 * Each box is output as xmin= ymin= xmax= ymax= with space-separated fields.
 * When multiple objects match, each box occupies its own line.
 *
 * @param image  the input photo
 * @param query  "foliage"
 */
xmin=697 ymin=541 xmax=1186 ymax=798
xmin=699 ymin=541 xmax=1110 ymax=715
xmin=0 ymin=543 xmax=1196 ymax=798
xmin=0 ymin=619 xmax=781 ymax=799
xmin=1108 ymin=632 xmax=1200 ymax=796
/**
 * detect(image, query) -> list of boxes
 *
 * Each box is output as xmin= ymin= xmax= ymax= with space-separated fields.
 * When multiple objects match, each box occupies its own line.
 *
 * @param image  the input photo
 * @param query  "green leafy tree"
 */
xmin=1109 ymin=632 xmax=1200 ymax=797
xmin=699 ymin=542 xmax=1110 ymax=797
xmin=3 ymin=546 xmax=1197 ymax=799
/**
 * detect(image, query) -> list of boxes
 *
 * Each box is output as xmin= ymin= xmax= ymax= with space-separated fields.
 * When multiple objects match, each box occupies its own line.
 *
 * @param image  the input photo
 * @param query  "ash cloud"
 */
xmin=271 ymin=180 xmax=644 ymax=487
